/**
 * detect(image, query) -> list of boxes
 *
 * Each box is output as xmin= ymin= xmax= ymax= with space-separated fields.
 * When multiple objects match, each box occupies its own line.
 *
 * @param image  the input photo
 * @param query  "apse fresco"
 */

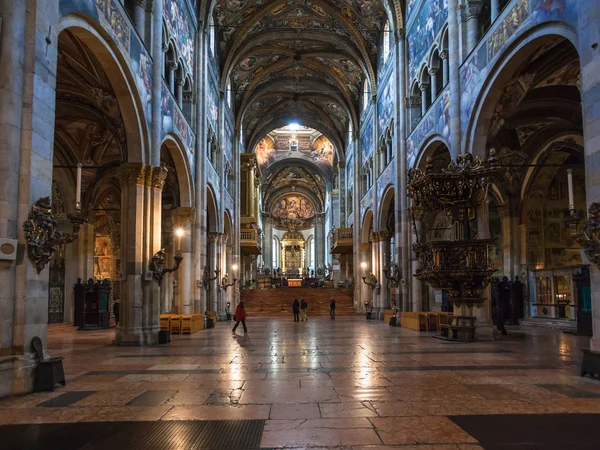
xmin=59 ymin=0 xmax=153 ymax=124
xmin=271 ymin=194 xmax=316 ymax=230
xmin=163 ymin=0 xmax=195 ymax=71
xmin=254 ymin=133 xmax=335 ymax=179
xmin=408 ymin=0 xmax=448 ymax=80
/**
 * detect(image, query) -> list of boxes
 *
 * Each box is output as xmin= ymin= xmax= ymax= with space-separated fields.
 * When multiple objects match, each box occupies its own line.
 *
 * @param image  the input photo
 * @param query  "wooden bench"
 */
xmin=170 ymin=315 xmax=183 ymax=334
xmin=160 ymin=314 xmax=174 ymax=331
xmin=400 ymin=312 xmax=428 ymax=331
xmin=182 ymin=314 xmax=204 ymax=334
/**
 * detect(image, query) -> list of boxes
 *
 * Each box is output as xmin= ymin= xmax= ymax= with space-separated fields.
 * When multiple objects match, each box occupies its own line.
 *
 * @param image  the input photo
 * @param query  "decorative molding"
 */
xmin=171 ymin=207 xmax=196 ymax=227
xmin=151 ymin=166 xmax=168 ymax=190
xmin=120 ymin=163 xmax=146 ymax=187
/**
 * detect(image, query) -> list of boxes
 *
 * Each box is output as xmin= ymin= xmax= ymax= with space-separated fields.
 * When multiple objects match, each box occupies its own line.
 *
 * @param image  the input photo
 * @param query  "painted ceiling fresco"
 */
xmin=213 ymin=0 xmax=390 ymax=154
xmin=254 ymin=127 xmax=335 ymax=180
xmin=270 ymin=193 xmax=317 ymax=230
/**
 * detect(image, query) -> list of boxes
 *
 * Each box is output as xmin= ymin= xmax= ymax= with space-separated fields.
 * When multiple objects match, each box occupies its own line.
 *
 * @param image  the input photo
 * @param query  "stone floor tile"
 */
xmin=298 ymin=417 xmax=374 ymax=428
xmin=319 ymin=401 xmax=379 ymax=418
xmin=371 ymin=417 xmax=478 ymax=445
xmin=148 ymin=364 xmax=201 ymax=371
xmin=160 ymin=404 xmax=271 ymax=420
xmin=270 ymin=403 xmax=322 ymax=419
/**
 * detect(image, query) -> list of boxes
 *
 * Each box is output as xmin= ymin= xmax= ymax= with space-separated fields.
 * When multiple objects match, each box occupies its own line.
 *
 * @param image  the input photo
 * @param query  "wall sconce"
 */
xmin=362 ymin=273 xmax=378 ymax=288
xmin=149 ymin=248 xmax=182 ymax=285
xmin=567 ymin=201 xmax=600 ymax=268
xmin=382 ymin=263 xmax=400 ymax=288
xmin=202 ymin=266 xmax=220 ymax=290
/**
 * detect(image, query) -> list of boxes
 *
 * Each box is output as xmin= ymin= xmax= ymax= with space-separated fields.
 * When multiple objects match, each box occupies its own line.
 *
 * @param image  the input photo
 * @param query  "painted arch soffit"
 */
xmin=263 ymin=165 xmax=327 ymax=207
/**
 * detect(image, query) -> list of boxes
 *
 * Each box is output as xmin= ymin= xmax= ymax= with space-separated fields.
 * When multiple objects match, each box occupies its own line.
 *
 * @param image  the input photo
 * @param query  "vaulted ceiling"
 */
xmin=212 ymin=0 xmax=393 ymax=155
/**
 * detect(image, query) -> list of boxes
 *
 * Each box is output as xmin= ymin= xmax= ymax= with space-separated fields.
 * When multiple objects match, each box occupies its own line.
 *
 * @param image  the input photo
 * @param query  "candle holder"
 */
xmin=149 ymin=248 xmax=183 ymax=285
xmin=202 ymin=266 xmax=220 ymax=290
xmin=362 ymin=273 xmax=378 ymax=288
xmin=23 ymin=197 xmax=88 ymax=273
xmin=382 ymin=264 xmax=400 ymax=288
xmin=221 ymin=273 xmax=238 ymax=291
xmin=568 ymin=202 xmax=600 ymax=269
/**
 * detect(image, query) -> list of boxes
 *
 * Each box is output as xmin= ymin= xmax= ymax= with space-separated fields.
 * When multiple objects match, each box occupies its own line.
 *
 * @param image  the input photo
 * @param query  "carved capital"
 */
xmin=466 ymin=2 xmax=484 ymax=20
xmin=419 ymin=83 xmax=429 ymax=92
xmin=151 ymin=166 xmax=168 ymax=190
xmin=359 ymin=243 xmax=371 ymax=252
xmin=171 ymin=207 xmax=196 ymax=227
xmin=133 ymin=0 xmax=146 ymax=7
xmin=208 ymin=231 xmax=225 ymax=243
xmin=396 ymin=28 xmax=406 ymax=41
xmin=429 ymin=68 xmax=439 ymax=75
xmin=120 ymin=163 xmax=146 ymax=186
xmin=440 ymin=51 xmax=449 ymax=60
xmin=408 ymin=96 xmax=421 ymax=107
xmin=167 ymin=61 xmax=178 ymax=71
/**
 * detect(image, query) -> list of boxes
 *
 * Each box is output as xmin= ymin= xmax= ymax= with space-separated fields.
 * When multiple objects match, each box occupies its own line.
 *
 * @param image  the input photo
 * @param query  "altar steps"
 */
xmin=240 ymin=287 xmax=357 ymax=316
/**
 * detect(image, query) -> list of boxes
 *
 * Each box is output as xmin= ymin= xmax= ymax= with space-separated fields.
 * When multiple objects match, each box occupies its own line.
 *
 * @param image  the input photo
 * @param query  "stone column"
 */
xmin=411 ymin=213 xmax=423 ymax=312
xmin=440 ymin=51 xmax=449 ymax=87
xmin=430 ymin=68 xmax=439 ymax=100
xmin=338 ymin=163 xmax=346 ymax=227
xmin=315 ymin=213 xmax=325 ymax=274
xmin=578 ymin=4 xmax=600 ymax=354
xmin=378 ymin=236 xmax=390 ymax=315
xmin=490 ymin=0 xmax=500 ymax=22
xmin=168 ymin=62 xmax=177 ymax=94
xmin=0 ymin=0 xmax=60 ymax=397
xmin=262 ymin=214 xmax=273 ymax=270
xmin=132 ymin=0 xmax=146 ymax=42
xmin=176 ymin=77 xmax=184 ymax=107
xmin=359 ymin=244 xmax=371 ymax=311
xmin=448 ymin=0 xmax=462 ymax=156
xmin=117 ymin=164 xmax=147 ymax=345
xmin=466 ymin=2 xmax=483 ymax=54
xmin=420 ymin=84 xmax=429 ymax=117
xmin=172 ymin=207 xmax=195 ymax=315
xmin=473 ymin=201 xmax=494 ymax=340
xmin=207 ymin=232 xmax=222 ymax=312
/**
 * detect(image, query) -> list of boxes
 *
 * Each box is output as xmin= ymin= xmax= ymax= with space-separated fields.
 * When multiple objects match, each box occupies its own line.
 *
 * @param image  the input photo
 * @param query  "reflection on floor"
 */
xmin=1 ymin=318 xmax=600 ymax=449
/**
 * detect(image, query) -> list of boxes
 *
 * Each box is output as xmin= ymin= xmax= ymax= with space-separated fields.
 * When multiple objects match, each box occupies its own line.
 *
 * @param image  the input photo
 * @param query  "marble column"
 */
xmin=315 ymin=213 xmax=325 ymax=275
xmin=132 ymin=0 xmax=146 ymax=43
xmin=262 ymin=214 xmax=273 ymax=270
xmin=441 ymin=51 xmax=449 ymax=87
xmin=448 ymin=0 xmax=462 ymax=155
xmin=338 ymin=163 xmax=346 ymax=227
xmin=207 ymin=232 xmax=222 ymax=312
xmin=168 ymin=62 xmax=177 ymax=94
xmin=0 ymin=0 xmax=60 ymax=397
xmin=578 ymin=2 xmax=600 ymax=354
xmin=430 ymin=68 xmax=439 ymax=100
xmin=359 ymin=244 xmax=371 ymax=311
xmin=420 ymin=84 xmax=429 ymax=117
xmin=378 ymin=237 xmax=391 ymax=316
xmin=117 ymin=164 xmax=147 ymax=345
xmin=490 ymin=0 xmax=500 ymax=22
xmin=411 ymin=213 xmax=423 ymax=312
xmin=473 ymin=201 xmax=494 ymax=340
xmin=172 ymin=207 xmax=196 ymax=315
xmin=176 ymin=77 xmax=184 ymax=107
xmin=466 ymin=2 xmax=483 ymax=54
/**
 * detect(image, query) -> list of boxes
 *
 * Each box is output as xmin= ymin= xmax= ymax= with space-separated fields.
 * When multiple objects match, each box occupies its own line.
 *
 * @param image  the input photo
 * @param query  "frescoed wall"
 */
xmin=163 ymin=0 xmax=195 ymax=72
xmin=207 ymin=80 xmax=219 ymax=133
xmin=407 ymin=87 xmax=451 ymax=166
xmin=224 ymin=119 xmax=233 ymax=162
xmin=360 ymin=187 xmax=373 ymax=224
xmin=377 ymin=162 xmax=395 ymax=200
xmin=361 ymin=120 xmax=374 ymax=158
xmin=160 ymin=82 xmax=195 ymax=167
xmin=406 ymin=0 xmax=420 ymax=19
xmin=407 ymin=0 xmax=448 ymax=80
xmin=460 ymin=0 xmax=579 ymax=143
xmin=347 ymin=155 xmax=354 ymax=190
xmin=59 ymin=0 xmax=153 ymax=123
xmin=377 ymin=76 xmax=394 ymax=134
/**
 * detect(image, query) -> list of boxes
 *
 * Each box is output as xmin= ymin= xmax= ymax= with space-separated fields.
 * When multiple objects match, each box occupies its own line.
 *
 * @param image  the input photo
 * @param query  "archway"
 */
xmin=467 ymin=32 xmax=587 ymax=327
xmin=50 ymin=22 xmax=145 ymax=326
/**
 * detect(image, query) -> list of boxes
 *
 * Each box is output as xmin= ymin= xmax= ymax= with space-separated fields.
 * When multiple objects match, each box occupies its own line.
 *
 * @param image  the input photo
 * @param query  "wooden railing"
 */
xmin=240 ymin=228 xmax=261 ymax=252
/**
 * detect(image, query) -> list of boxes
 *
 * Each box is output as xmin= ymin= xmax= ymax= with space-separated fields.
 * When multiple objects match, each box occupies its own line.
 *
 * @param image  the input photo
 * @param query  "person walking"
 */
xmin=329 ymin=297 xmax=336 ymax=320
xmin=293 ymin=298 xmax=300 ymax=322
xmin=232 ymin=302 xmax=248 ymax=335
xmin=300 ymin=298 xmax=308 ymax=322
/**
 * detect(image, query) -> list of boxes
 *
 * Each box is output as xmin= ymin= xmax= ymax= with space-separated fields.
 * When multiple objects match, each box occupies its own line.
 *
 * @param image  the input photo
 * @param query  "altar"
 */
xmin=288 ymin=278 xmax=302 ymax=287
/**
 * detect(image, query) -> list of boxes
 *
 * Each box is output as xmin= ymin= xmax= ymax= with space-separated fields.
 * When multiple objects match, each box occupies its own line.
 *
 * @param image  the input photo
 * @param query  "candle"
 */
xmin=567 ymin=169 xmax=574 ymax=210
xmin=75 ymin=163 xmax=82 ymax=210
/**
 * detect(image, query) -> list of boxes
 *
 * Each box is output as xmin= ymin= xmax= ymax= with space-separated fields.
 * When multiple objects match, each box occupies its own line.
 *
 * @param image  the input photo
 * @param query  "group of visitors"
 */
xmin=292 ymin=297 xmax=336 ymax=321
xmin=231 ymin=296 xmax=338 ymax=335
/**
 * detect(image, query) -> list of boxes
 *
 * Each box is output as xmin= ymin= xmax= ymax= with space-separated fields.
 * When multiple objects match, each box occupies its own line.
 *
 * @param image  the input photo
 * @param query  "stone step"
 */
xmin=519 ymin=318 xmax=577 ymax=332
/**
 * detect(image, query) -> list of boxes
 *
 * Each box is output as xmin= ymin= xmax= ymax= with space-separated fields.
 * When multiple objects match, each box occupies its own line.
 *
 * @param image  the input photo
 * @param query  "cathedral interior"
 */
xmin=1 ymin=0 xmax=600 ymax=448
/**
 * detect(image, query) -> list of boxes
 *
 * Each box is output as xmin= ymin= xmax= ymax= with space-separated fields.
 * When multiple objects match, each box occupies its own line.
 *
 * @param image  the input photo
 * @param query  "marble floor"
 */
xmin=2 ymin=317 xmax=600 ymax=449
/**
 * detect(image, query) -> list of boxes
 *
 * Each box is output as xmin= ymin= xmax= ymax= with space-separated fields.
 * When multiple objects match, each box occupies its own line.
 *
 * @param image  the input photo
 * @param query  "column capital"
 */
xmin=150 ymin=166 xmax=168 ymax=190
xmin=395 ymin=28 xmax=406 ymax=41
xmin=359 ymin=243 xmax=371 ymax=252
xmin=419 ymin=83 xmax=429 ymax=92
xmin=120 ymin=163 xmax=146 ymax=186
xmin=171 ymin=207 xmax=196 ymax=227
xmin=467 ymin=1 xmax=484 ymax=20
xmin=208 ymin=231 xmax=225 ymax=243
xmin=439 ymin=50 xmax=449 ymax=60
xmin=176 ymin=76 xmax=186 ymax=86
xmin=167 ymin=61 xmax=178 ymax=71
xmin=429 ymin=68 xmax=439 ymax=75
xmin=133 ymin=0 xmax=147 ymax=7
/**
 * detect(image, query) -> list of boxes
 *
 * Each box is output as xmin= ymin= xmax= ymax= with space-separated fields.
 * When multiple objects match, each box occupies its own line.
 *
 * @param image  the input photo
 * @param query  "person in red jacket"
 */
xmin=232 ymin=302 xmax=248 ymax=334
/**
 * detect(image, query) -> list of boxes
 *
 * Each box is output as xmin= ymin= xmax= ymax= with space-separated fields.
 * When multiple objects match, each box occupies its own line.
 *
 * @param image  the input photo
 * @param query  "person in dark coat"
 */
xmin=497 ymin=276 xmax=511 ymax=335
xmin=300 ymin=298 xmax=308 ymax=322
xmin=330 ymin=297 xmax=336 ymax=320
xmin=113 ymin=299 xmax=120 ymax=326
xmin=293 ymin=298 xmax=300 ymax=322
xmin=232 ymin=302 xmax=248 ymax=334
